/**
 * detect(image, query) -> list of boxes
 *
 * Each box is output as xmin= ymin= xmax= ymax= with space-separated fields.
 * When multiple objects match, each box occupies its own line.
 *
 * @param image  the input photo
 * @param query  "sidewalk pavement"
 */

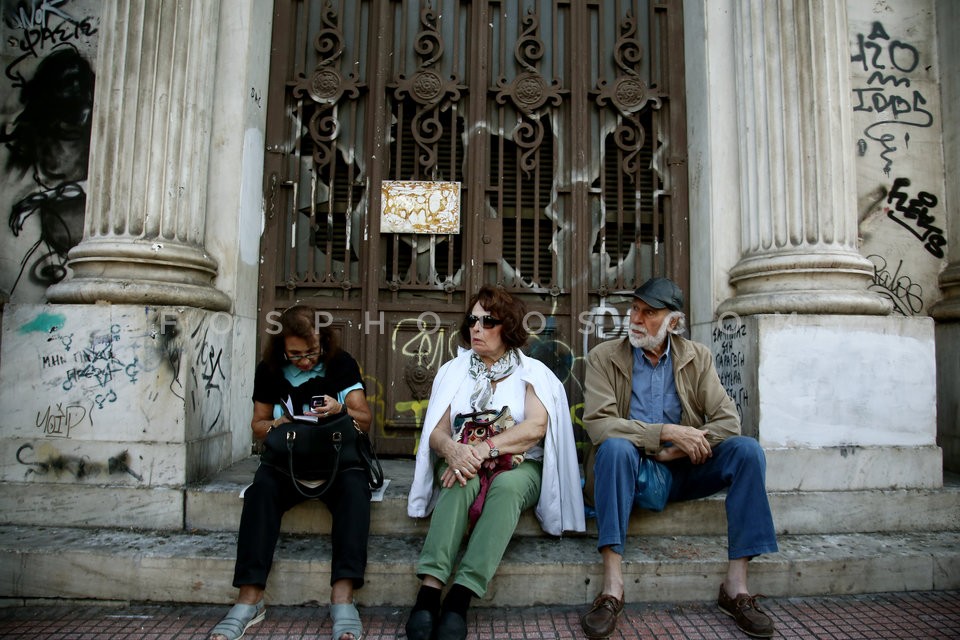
xmin=1 ymin=590 xmax=957 ymax=639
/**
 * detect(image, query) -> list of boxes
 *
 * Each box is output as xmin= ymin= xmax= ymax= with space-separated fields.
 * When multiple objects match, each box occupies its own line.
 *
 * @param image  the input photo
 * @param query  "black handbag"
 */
xmin=260 ymin=412 xmax=384 ymax=498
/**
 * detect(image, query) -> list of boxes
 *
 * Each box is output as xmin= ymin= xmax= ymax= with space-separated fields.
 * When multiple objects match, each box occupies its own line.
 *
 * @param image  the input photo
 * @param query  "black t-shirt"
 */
xmin=252 ymin=350 xmax=363 ymax=413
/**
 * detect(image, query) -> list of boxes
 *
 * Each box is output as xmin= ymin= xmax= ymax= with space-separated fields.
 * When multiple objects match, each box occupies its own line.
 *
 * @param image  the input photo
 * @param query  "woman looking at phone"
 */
xmin=208 ymin=305 xmax=372 ymax=640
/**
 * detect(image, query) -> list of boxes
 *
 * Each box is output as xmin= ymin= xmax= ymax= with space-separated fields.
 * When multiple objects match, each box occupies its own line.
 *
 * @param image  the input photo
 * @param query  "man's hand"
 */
xmin=652 ymin=445 xmax=686 ymax=462
xmin=660 ymin=424 xmax=712 ymax=464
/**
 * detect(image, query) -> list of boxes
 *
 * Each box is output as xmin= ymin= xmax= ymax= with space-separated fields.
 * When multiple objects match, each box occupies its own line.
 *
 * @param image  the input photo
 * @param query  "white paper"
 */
xmin=369 ymin=478 xmax=390 ymax=502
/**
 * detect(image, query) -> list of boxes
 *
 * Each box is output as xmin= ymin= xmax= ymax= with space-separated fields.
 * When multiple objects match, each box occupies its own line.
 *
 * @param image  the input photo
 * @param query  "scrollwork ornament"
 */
xmin=614 ymin=117 xmax=646 ymax=179
xmin=514 ymin=118 xmax=544 ymax=177
xmin=414 ymin=6 xmax=443 ymax=67
xmin=314 ymin=1 xmax=344 ymax=62
xmin=308 ymin=110 xmax=339 ymax=169
xmin=594 ymin=10 xmax=662 ymax=116
xmin=515 ymin=8 xmax=544 ymax=72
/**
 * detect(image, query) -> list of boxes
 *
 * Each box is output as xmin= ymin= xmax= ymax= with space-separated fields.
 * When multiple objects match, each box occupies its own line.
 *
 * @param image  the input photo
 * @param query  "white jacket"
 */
xmin=407 ymin=348 xmax=586 ymax=536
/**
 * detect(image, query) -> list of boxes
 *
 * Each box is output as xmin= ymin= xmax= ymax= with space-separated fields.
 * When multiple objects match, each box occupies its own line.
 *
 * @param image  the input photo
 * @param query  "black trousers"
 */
xmin=233 ymin=462 xmax=371 ymax=589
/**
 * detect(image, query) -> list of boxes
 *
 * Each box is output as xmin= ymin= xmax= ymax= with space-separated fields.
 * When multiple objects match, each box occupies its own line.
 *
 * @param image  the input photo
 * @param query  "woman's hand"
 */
xmin=429 ymin=408 xmax=483 ymax=488
xmin=439 ymin=442 xmax=484 ymax=488
xmin=305 ymin=394 xmax=342 ymax=418
xmin=251 ymin=401 xmax=285 ymax=441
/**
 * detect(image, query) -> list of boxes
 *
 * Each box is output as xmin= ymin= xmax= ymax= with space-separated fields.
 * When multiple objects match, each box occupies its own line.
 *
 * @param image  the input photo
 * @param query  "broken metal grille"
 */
xmin=260 ymin=0 xmax=688 ymax=453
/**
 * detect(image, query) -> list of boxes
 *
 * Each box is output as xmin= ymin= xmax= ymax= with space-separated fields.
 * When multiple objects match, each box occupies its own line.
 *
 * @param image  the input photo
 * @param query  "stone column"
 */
xmin=703 ymin=0 xmax=940 ymax=492
xmin=47 ymin=0 xmax=230 ymax=310
xmin=718 ymin=0 xmax=890 ymax=316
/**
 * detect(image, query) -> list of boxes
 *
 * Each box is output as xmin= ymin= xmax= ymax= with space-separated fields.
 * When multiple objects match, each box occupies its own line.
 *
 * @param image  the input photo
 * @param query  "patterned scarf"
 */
xmin=468 ymin=349 xmax=520 ymax=411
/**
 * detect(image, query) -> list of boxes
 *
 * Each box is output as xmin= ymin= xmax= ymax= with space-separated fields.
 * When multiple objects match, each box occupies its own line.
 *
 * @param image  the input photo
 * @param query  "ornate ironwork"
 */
xmin=494 ymin=8 xmax=564 ymax=177
xmin=594 ymin=11 xmax=662 ymax=181
xmin=390 ymin=5 xmax=465 ymax=178
xmin=288 ymin=1 xmax=364 ymax=170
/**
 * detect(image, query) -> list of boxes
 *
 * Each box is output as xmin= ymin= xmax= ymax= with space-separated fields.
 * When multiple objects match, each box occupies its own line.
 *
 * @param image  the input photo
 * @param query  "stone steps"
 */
xmin=1 ymin=524 xmax=957 ymax=607
xmin=185 ymin=457 xmax=960 ymax=538
xmin=1 ymin=458 xmax=958 ymax=608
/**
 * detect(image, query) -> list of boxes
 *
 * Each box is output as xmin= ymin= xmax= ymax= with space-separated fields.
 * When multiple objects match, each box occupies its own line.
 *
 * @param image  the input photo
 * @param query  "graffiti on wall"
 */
xmin=19 ymin=317 xmax=142 ymax=427
xmin=713 ymin=320 xmax=749 ymax=422
xmin=867 ymin=253 xmax=924 ymax=316
xmin=155 ymin=310 xmax=229 ymax=433
xmin=16 ymin=442 xmax=142 ymax=481
xmin=884 ymin=177 xmax=945 ymax=259
xmin=851 ymin=20 xmax=933 ymax=176
xmin=858 ymin=175 xmax=945 ymax=316
xmin=188 ymin=319 xmax=227 ymax=432
xmin=2 ymin=0 xmax=98 ymax=294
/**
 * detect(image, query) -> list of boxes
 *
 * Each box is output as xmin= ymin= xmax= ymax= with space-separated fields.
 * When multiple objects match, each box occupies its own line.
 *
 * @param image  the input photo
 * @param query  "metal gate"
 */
xmin=260 ymin=0 xmax=688 ymax=455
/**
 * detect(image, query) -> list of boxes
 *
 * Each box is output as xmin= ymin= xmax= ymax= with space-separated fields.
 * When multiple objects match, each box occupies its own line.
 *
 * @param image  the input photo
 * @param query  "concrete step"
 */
xmin=1 ymin=524 xmax=957 ymax=607
xmin=185 ymin=457 xmax=960 ymax=538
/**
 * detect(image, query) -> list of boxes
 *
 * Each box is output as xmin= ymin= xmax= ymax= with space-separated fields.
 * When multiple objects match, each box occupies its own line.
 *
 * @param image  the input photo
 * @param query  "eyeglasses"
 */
xmin=286 ymin=351 xmax=320 ymax=362
xmin=465 ymin=314 xmax=502 ymax=329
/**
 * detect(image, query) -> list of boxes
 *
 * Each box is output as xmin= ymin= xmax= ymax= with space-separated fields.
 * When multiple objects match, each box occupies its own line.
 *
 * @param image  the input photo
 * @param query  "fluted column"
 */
xmin=47 ymin=0 xmax=230 ymax=310
xmin=718 ymin=0 xmax=890 ymax=316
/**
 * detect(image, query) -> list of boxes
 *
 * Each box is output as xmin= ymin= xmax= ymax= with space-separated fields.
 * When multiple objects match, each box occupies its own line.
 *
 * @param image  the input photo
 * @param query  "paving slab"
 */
xmin=0 ymin=590 xmax=958 ymax=639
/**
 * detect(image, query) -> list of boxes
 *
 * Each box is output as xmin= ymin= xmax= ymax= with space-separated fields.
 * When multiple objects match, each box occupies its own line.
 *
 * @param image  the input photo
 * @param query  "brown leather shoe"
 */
xmin=717 ymin=584 xmax=774 ymax=638
xmin=579 ymin=593 xmax=624 ymax=639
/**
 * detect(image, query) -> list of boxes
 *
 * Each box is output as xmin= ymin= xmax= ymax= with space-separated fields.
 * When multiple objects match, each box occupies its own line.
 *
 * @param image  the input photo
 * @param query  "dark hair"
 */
xmin=262 ymin=305 xmax=340 ymax=372
xmin=459 ymin=286 xmax=529 ymax=350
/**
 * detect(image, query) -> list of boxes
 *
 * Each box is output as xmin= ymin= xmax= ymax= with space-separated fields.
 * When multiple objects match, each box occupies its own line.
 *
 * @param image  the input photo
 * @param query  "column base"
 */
xmin=710 ymin=313 xmax=939 ymax=490
xmin=931 ymin=263 xmax=960 ymax=321
xmin=718 ymin=251 xmax=892 ymax=316
xmin=47 ymin=239 xmax=231 ymax=311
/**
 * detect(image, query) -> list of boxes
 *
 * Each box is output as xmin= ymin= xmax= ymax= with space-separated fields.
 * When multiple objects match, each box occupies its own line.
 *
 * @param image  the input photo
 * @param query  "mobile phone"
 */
xmin=310 ymin=395 xmax=326 ymax=411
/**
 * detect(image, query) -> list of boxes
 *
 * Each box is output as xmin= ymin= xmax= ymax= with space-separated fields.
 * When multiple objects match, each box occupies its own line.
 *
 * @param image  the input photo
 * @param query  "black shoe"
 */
xmin=405 ymin=608 xmax=437 ymax=640
xmin=435 ymin=610 xmax=467 ymax=640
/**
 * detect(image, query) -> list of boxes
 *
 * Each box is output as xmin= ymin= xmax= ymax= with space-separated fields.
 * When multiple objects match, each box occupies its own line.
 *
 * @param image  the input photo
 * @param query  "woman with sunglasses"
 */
xmin=209 ymin=305 xmax=372 ymax=640
xmin=406 ymin=286 xmax=585 ymax=640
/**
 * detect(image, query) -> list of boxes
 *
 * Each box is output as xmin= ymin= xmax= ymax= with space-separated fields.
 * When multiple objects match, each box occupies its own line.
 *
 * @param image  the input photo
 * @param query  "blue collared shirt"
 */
xmin=629 ymin=338 xmax=682 ymax=425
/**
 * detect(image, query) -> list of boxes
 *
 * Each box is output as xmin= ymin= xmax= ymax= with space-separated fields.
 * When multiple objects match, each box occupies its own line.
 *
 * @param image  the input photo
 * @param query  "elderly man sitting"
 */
xmin=579 ymin=277 xmax=778 ymax=639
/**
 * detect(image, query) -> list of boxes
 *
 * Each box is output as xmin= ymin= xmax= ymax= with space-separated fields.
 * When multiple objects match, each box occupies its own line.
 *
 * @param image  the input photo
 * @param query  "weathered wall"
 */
xmin=849 ymin=0 xmax=947 ymax=316
xmin=0 ymin=304 xmax=240 ymax=527
xmin=0 ymin=0 xmax=101 ymax=304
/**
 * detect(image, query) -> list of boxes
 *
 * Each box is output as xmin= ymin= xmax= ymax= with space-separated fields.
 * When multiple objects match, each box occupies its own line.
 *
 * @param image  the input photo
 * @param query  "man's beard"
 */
xmin=628 ymin=317 xmax=672 ymax=351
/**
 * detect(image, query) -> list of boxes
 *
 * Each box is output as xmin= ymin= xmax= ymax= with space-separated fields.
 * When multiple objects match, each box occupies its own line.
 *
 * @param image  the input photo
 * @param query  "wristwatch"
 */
xmin=487 ymin=438 xmax=499 ymax=458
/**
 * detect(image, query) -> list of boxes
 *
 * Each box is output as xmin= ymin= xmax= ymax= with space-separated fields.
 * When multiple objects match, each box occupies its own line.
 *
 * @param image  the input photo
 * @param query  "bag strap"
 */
xmin=358 ymin=431 xmax=384 ymax=488
xmin=285 ymin=428 xmax=341 ymax=498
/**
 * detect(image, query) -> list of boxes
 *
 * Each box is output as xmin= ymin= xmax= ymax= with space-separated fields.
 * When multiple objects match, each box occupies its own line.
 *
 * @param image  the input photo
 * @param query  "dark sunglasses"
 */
xmin=465 ymin=314 xmax=503 ymax=329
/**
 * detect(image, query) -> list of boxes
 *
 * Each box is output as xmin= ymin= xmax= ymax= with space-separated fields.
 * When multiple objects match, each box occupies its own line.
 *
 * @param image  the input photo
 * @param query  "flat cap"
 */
xmin=632 ymin=277 xmax=684 ymax=311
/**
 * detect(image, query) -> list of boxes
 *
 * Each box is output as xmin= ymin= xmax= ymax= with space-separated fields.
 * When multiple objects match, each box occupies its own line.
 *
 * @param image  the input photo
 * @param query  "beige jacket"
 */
xmin=581 ymin=334 xmax=740 ymax=505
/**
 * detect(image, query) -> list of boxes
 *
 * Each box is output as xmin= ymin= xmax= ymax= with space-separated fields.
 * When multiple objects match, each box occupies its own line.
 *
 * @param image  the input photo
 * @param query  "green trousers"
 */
xmin=416 ymin=460 xmax=542 ymax=597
